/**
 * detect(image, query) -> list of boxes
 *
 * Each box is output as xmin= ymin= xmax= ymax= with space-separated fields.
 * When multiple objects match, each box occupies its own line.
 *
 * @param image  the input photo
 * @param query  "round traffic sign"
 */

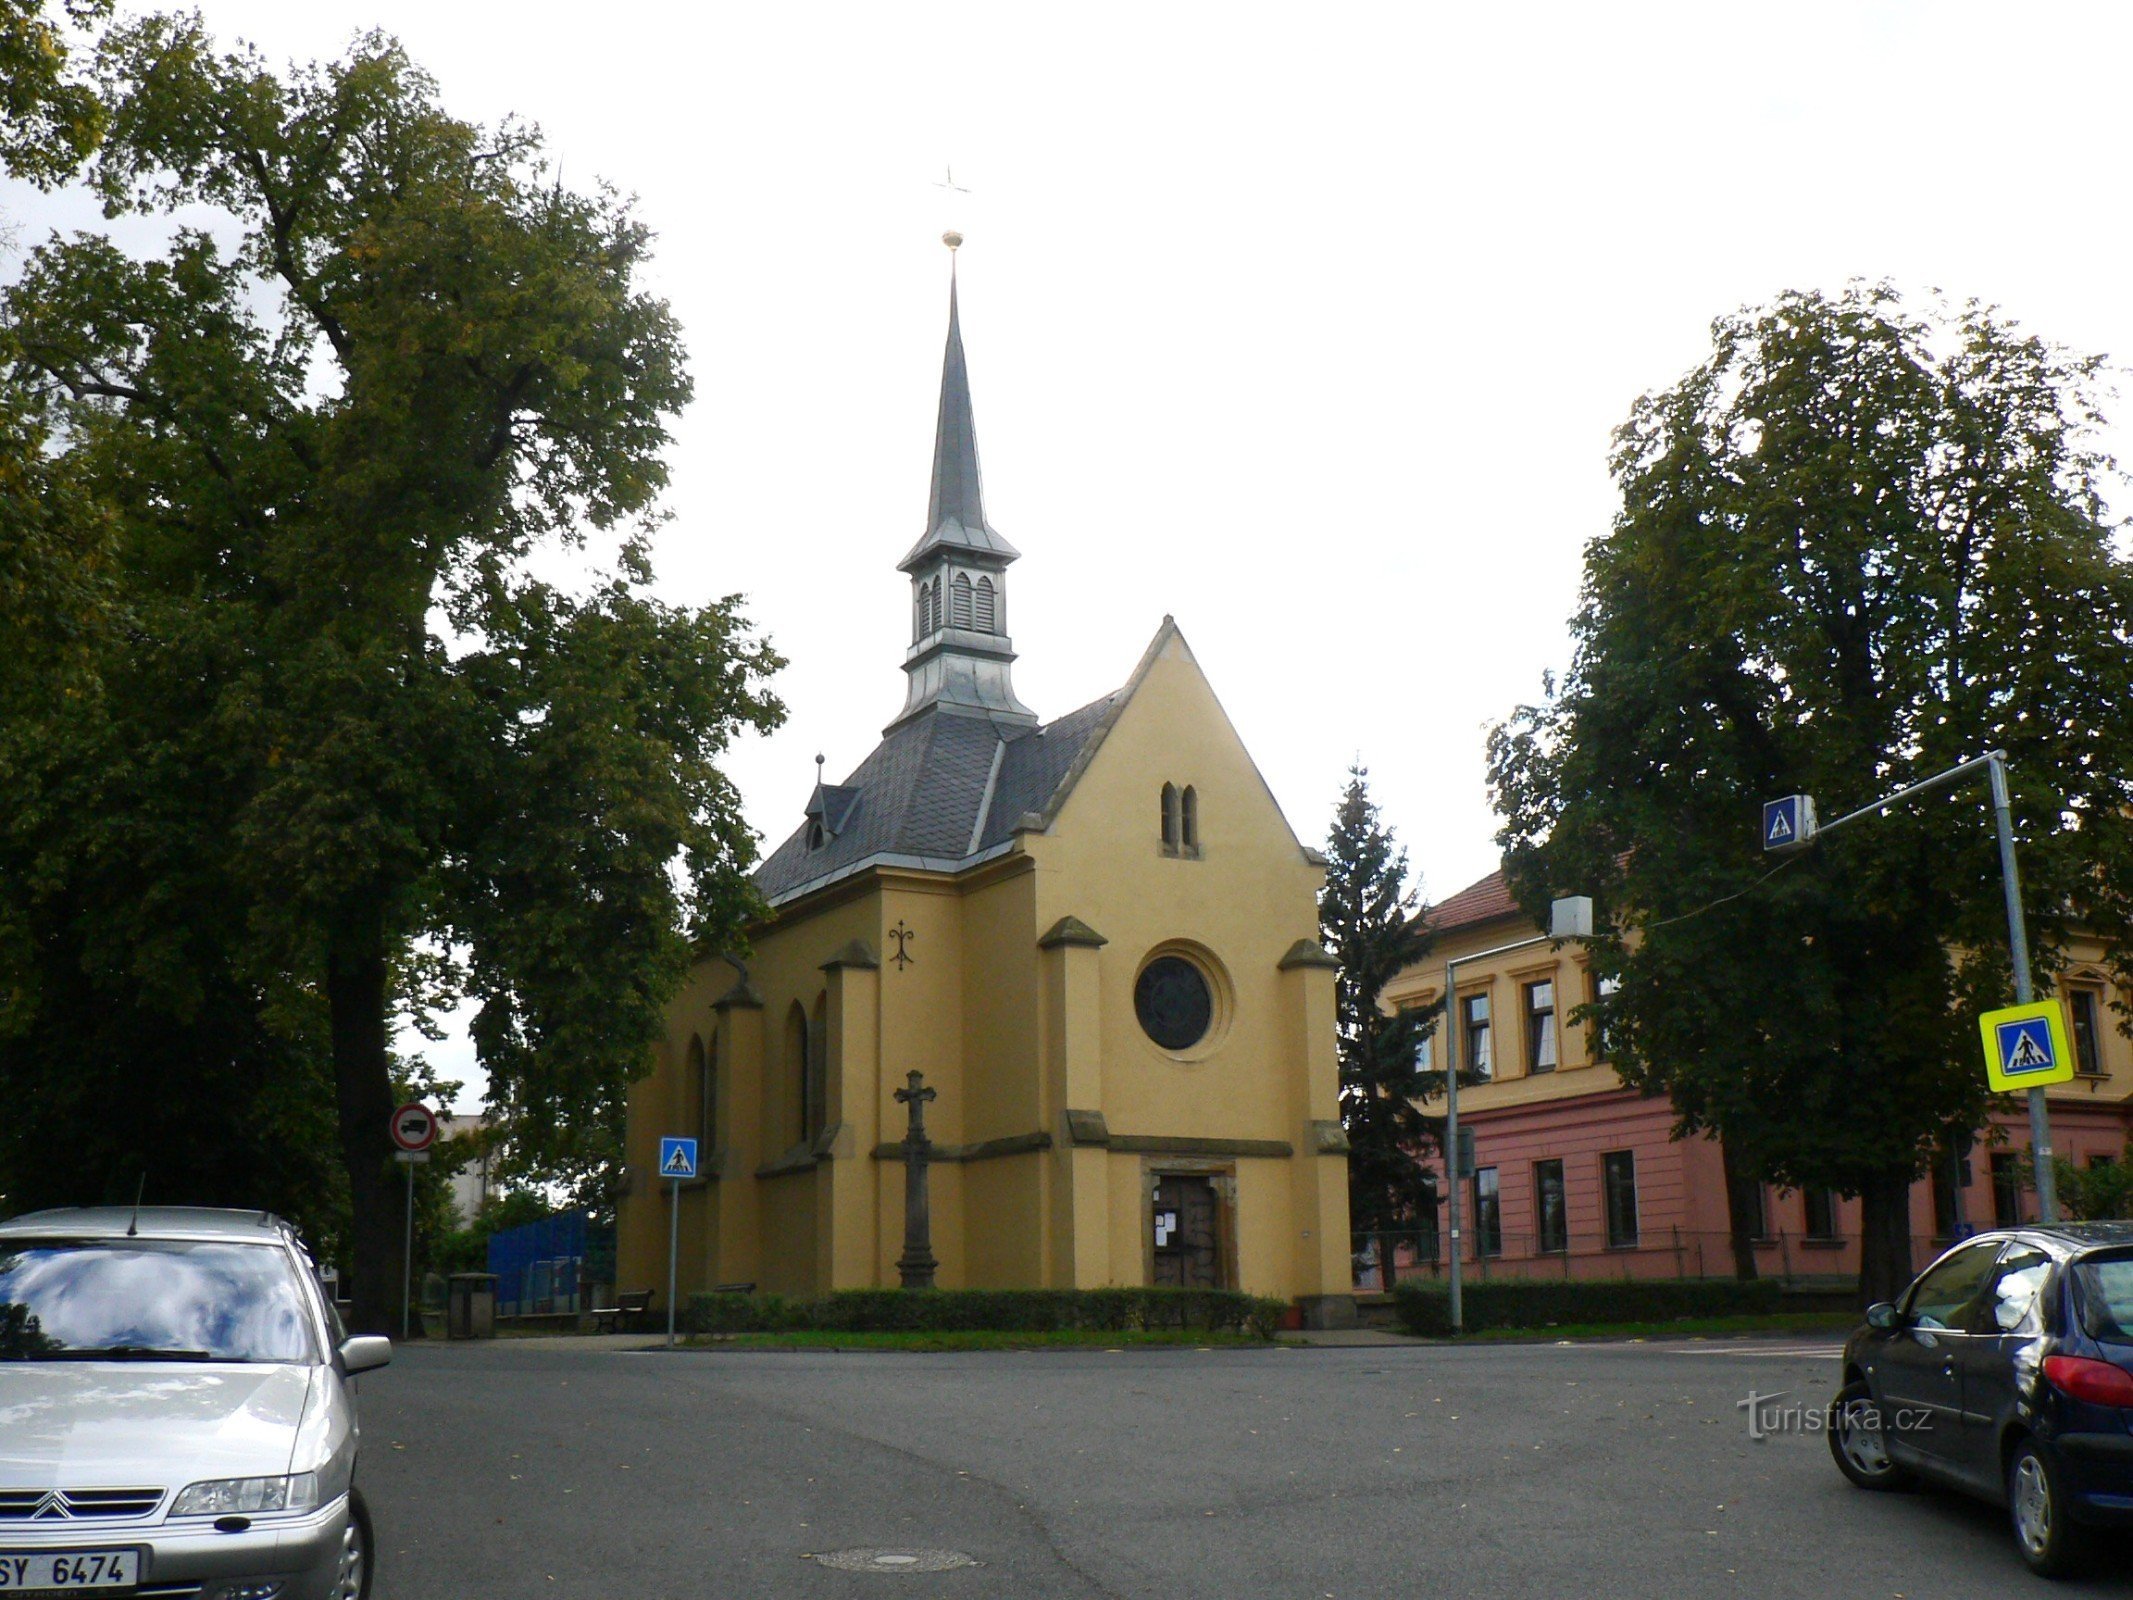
xmin=389 ymin=1101 xmax=437 ymax=1153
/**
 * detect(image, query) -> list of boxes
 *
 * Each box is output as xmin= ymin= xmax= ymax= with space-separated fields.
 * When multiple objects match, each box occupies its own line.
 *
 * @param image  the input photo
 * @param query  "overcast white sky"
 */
xmin=14 ymin=2 xmax=2133 ymax=1108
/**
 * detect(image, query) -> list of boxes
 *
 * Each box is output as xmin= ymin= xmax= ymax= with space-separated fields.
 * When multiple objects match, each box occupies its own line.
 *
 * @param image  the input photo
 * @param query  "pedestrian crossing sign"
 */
xmin=658 ymin=1136 xmax=700 ymax=1180
xmin=1978 ymin=1001 xmax=2075 ymax=1092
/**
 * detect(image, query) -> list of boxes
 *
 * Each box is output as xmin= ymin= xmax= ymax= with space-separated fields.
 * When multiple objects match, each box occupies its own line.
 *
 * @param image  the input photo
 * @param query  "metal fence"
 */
xmin=1349 ymin=1227 xmax=1973 ymax=1291
xmin=488 ymin=1209 xmax=616 ymax=1316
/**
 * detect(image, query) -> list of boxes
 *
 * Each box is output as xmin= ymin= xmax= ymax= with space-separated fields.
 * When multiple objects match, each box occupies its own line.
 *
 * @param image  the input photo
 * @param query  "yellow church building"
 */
xmin=614 ymin=259 xmax=1357 ymax=1325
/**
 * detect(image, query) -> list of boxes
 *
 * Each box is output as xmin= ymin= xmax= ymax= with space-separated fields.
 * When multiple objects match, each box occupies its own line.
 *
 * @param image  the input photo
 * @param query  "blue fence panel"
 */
xmin=487 ymin=1210 xmax=589 ymax=1316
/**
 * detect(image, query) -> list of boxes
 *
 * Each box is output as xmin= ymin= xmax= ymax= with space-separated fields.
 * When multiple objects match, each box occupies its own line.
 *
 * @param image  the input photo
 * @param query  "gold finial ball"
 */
xmin=942 ymin=230 xmax=963 ymax=251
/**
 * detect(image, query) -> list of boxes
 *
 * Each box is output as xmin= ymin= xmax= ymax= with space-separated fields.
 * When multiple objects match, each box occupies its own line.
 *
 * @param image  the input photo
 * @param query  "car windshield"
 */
xmin=0 ymin=1238 xmax=318 ymax=1363
xmin=2073 ymin=1252 xmax=2133 ymax=1344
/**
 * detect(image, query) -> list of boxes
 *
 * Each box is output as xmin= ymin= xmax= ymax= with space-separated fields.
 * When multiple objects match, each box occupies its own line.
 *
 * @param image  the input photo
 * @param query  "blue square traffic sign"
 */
xmin=1994 ymin=1018 xmax=2058 ymax=1078
xmin=1762 ymin=795 xmax=1816 ymax=851
xmin=658 ymin=1136 xmax=699 ymax=1180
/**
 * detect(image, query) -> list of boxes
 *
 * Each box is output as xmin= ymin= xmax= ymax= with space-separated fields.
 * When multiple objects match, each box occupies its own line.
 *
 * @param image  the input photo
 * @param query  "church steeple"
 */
xmin=891 ymin=236 xmax=1036 ymax=731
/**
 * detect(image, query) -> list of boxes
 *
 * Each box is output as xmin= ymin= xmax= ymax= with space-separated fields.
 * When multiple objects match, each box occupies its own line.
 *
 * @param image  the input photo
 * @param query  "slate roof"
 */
xmin=898 ymin=272 xmax=1020 ymax=573
xmin=754 ymin=693 xmax=1119 ymax=906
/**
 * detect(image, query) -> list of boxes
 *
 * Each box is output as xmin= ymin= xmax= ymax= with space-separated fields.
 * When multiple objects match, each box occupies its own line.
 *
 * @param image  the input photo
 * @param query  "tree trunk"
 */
xmin=1720 ymin=1137 xmax=1760 ymax=1282
xmin=327 ymin=904 xmax=403 ymax=1337
xmin=1857 ymin=1168 xmax=1915 ymax=1309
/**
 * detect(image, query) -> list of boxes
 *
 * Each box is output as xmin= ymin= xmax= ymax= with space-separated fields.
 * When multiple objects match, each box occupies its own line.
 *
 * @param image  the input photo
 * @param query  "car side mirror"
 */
xmin=339 ymin=1335 xmax=392 ymax=1374
xmin=1865 ymin=1302 xmax=1902 ymax=1332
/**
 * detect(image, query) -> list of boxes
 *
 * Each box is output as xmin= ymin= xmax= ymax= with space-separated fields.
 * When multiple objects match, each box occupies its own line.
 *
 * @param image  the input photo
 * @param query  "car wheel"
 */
xmin=2009 ymin=1437 xmax=2092 ymax=1578
xmin=1827 ymin=1380 xmax=1914 ymax=1491
xmin=337 ymin=1486 xmax=374 ymax=1600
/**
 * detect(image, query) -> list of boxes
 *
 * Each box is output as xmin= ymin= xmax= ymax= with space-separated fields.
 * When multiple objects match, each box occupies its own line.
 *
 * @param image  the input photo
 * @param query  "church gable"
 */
xmin=1032 ymin=618 xmax=1310 ymax=866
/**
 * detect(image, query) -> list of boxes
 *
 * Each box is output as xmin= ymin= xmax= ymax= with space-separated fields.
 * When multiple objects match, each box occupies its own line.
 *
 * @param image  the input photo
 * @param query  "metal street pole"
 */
xmin=666 ymin=1176 xmax=681 ymax=1348
xmin=1789 ymin=751 xmax=2059 ymax=1224
xmin=402 ymin=1160 xmax=414 ymax=1342
xmin=1440 ymin=897 xmax=1593 ymax=1334
xmin=1989 ymin=754 xmax=2060 ymax=1223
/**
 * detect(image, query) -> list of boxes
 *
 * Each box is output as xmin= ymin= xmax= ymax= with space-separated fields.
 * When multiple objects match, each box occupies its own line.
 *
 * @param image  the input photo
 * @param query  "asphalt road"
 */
xmin=356 ymin=1337 xmax=2131 ymax=1600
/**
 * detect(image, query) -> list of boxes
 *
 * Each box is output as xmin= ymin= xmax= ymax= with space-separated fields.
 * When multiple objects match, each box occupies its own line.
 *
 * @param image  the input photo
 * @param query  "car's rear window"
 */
xmin=2073 ymin=1252 xmax=2133 ymax=1343
xmin=0 ymin=1238 xmax=318 ymax=1363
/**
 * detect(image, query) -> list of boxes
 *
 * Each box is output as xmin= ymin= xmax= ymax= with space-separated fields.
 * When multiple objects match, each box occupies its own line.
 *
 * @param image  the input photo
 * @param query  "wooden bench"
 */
xmin=592 ymin=1289 xmax=654 ymax=1333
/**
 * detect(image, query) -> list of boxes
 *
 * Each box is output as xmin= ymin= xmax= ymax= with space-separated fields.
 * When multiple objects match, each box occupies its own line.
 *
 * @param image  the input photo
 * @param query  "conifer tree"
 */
xmin=1320 ymin=764 xmax=1439 ymax=1282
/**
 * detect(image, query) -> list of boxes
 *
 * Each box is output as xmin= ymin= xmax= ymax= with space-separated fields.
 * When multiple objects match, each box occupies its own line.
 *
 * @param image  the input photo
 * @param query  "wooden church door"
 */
xmin=1152 ymin=1175 xmax=1221 ymax=1288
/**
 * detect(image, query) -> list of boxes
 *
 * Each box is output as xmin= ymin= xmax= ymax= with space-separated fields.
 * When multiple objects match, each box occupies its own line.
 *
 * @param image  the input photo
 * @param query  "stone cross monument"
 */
xmin=893 ymin=1069 xmax=939 ymax=1289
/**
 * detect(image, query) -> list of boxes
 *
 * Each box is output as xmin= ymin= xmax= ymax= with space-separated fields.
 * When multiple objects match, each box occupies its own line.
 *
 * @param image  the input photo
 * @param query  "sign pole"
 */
xmin=1988 ymin=754 xmax=2058 ymax=1223
xmin=402 ymin=1158 xmax=415 ymax=1342
xmin=386 ymin=1103 xmax=438 ymax=1341
xmin=666 ymin=1176 xmax=680 ymax=1348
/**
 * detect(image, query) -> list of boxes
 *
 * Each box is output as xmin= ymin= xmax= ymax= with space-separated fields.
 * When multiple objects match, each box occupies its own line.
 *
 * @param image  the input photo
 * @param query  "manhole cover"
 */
xmin=813 ymin=1548 xmax=978 ymax=1574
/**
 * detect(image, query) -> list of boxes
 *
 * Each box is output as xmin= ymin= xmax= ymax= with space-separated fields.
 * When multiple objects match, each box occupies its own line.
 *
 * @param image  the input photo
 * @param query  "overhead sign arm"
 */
xmin=1760 ymin=751 xmax=2058 ymax=1222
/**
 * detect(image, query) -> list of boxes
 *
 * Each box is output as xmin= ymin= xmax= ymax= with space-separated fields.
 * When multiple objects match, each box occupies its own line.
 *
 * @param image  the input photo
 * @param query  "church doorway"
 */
xmin=1151 ymin=1174 xmax=1223 ymax=1288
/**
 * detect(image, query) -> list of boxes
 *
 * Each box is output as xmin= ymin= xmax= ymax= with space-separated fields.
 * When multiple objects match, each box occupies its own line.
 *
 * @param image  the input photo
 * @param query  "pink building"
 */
xmin=1368 ymin=870 xmax=2133 ymax=1289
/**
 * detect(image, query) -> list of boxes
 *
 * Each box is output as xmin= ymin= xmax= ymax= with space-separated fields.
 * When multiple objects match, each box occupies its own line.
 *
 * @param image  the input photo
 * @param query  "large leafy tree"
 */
xmin=0 ymin=13 xmax=782 ymax=1328
xmin=1489 ymin=284 xmax=2133 ymax=1303
xmin=1321 ymin=765 xmax=1440 ymax=1275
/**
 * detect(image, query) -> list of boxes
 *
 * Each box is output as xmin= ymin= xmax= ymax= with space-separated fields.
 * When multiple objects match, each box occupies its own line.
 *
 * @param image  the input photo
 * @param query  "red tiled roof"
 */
xmin=1421 ymin=868 xmax=1525 ymax=934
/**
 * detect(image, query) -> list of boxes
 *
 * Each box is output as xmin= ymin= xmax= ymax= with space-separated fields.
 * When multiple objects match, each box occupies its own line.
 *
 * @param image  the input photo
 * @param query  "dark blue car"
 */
xmin=1828 ymin=1223 xmax=2133 ymax=1576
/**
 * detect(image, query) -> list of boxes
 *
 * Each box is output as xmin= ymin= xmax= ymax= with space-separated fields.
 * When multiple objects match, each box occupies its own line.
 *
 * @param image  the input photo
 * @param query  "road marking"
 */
xmin=1657 ymin=1343 xmax=1843 ymax=1359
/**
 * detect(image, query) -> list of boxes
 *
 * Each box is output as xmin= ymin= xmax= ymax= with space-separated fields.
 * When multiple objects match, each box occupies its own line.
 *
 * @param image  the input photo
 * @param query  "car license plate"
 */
xmin=0 ymin=1549 xmax=139 ymax=1590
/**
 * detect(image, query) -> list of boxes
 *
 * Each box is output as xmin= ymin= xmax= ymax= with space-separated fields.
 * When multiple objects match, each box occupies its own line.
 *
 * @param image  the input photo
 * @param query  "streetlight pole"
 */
xmin=1770 ymin=750 xmax=2058 ymax=1223
xmin=1441 ymin=896 xmax=1593 ymax=1335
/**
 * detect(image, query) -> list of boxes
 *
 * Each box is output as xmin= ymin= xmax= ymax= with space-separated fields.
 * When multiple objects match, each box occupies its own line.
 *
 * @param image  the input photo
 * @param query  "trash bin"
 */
xmin=446 ymin=1273 xmax=498 ymax=1340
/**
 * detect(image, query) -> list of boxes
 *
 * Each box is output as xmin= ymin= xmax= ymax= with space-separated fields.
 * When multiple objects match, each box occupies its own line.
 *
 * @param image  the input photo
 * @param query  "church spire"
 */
xmin=901 ymin=240 xmax=1020 ymax=571
xmin=891 ymin=235 xmax=1036 ymax=731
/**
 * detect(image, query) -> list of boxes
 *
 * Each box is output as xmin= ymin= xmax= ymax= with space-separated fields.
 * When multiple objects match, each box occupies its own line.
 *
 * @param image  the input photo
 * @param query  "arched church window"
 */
xmin=702 ymin=1035 xmax=719 ymax=1155
xmin=974 ymin=575 xmax=997 ymax=633
xmin=808 ymin=993 xmax=829 ymax=1143
xmin=1181 ymin=786 xmax=1199 ymax=854
xmin=786 ymin=1003 xmax=810 ymax=1148
xmin=685 ymin=1035 xmax=707 ymax=1167
xmin=951 ymin=573 xmax=975 ymax=629
xmin=1160 ymin=783 xmax=1181 ymax=854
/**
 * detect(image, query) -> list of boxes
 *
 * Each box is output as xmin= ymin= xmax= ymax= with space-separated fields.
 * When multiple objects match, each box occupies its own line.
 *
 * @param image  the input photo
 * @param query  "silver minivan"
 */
xmin=0 ymin=1206 xmax=387 ymax=1599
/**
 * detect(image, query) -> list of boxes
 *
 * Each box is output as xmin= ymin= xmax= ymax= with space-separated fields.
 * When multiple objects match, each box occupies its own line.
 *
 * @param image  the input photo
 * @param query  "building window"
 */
xmin=1602 ymin=1150 xmax=1638 ymax=1248
xmin=1461 ymin=993 xmax=1491 ymax=1080
xmin=1180 ymin=786 xmax=1199 ymax=854
xmin=1409 ymin=1010 xmax=1434 ymax=1073
xmin=1588 ymin=971 xmax=1620 ymax=1061
xmin=974 ymin=574 xmax=997 ymax=632
xmin=684 ymin=1036 xmax=709 ymax=1171
xmin=1524 ymin=979 xmax=1557 ymax=1074
xmin=1740 ymin=1181 xmax=1768 ymax=1241
xmin=806 ymin=820 xmax=825 ymax=851
xmin=2070 ymin=987 xmax=2106 ymax=1075
xmin=786 ymin=1004 xmax=812 ymax=1148
xmin=1804 ymin=1188 xmax=1840 ymax=1241
xmin=1160 ymin=783 xmax=1181 ymax=853
xmin=1534 ymin=1159 xmax=1567 ymax=1254
xmin=1991 ymin=1152 xmax=2025 ymax=1226
xmin=1472 ymin=1167 xmax=1502 ymax=1258
xmin=950 ymin=572 xmax=974 ymax=628
xmin=808 ymin=995 xmax=829 ymax=1143
xmin=916 ymin=579 xmax=936 ymax=637
xmin=1134 ymin=954 xmax=1215 ymax=1052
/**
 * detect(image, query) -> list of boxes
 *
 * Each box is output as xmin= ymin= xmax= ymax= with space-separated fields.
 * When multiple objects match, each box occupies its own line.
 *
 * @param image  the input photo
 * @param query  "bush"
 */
xmin=1391 ymin=1277 xmax=1784 ymax=1336
xmin=683 ymin=1286 xmax=1287 ymax=1340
